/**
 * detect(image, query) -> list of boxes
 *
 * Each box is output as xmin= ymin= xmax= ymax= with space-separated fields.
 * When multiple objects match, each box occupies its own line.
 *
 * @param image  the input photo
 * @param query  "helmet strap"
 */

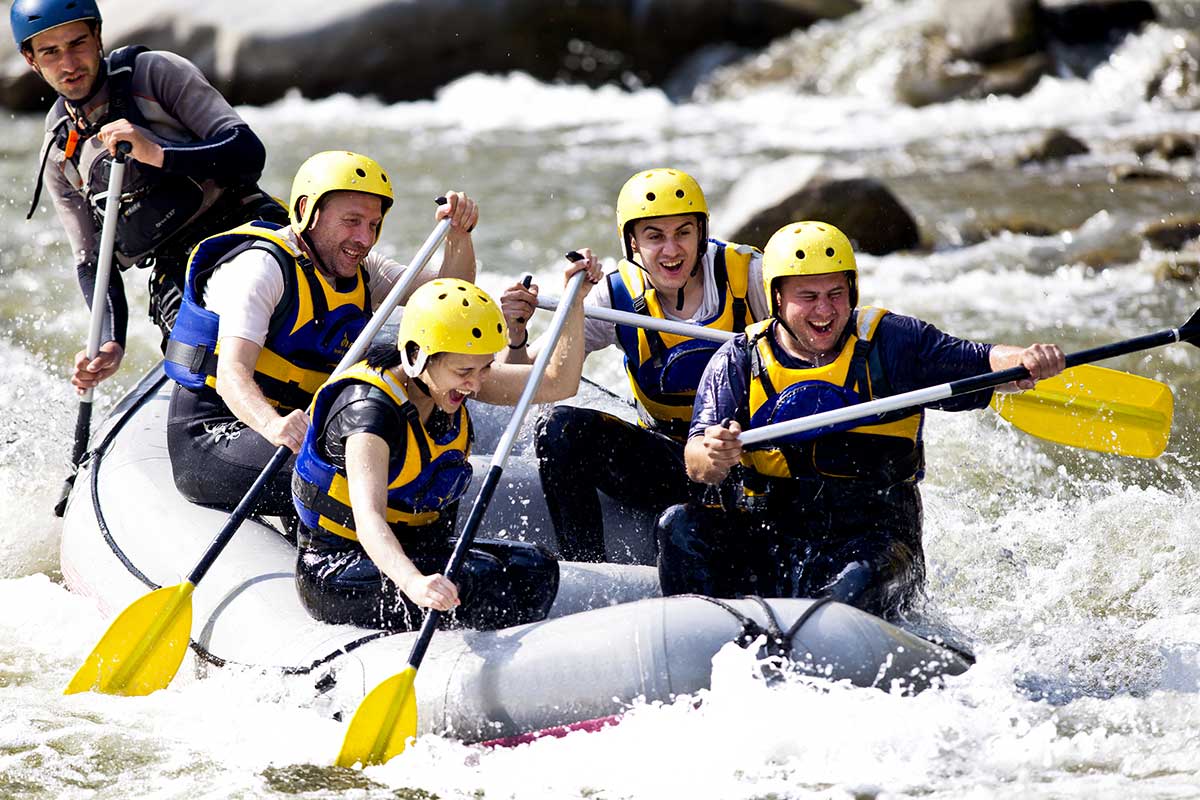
xmin=299 ymin=230 xmax=336 ymax=281
xmin=399 ymin=342 xmax=429 ymax=379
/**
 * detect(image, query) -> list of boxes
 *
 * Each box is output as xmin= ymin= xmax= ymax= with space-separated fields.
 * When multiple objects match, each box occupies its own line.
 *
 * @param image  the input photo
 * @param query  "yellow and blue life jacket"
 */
xmin=742 ymin=307 xmax=925 ymax=486
xmin=292 ymin=362 xmax=474 ymax=540
xmin=164 ymin=220 xmax=372 ymax=413
xmin=608 ymin=238 xmax=756 ymax=441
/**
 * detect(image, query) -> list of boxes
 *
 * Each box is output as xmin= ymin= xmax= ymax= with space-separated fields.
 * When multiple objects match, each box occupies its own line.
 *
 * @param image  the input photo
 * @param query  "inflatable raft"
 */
xmin=59 ymin=365 xmax=973 ymax=744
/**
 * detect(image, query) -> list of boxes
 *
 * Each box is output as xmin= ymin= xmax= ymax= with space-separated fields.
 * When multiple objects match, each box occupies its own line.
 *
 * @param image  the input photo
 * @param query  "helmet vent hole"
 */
xmin=381 ymin=173 xmax=389 ymax=183
xmin=355 ymin=168 xmax=366 ymax=178
xmin=437 ymin=293 xmax=447 ymax=300
xmin=646 ymin=192 xmax=656 ymax=202
xmin=472 ymin=328 xmax=482 ymax=339
xmin=826 ymin=247 xmax=835 ymax=257
xmin=496 ymin=323 xmax=503 ymax=333
xmin=675 ymin=189 xmax=685 ymax=198
xmin=795 ymin=250 xmax=805 ymax=260
xmin=461 ymin=299 xmax=470 ymax=307
xmin=457 ymin=285 xmax=467 ymax=291
xmin=478 ymin=295 xmax=490 ymax=303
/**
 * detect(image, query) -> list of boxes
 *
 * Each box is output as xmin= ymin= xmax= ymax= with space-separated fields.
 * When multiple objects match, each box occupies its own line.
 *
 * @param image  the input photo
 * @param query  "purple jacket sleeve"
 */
xmin=688 ymin=335 xmax=755 ymax=440
xmin=873 ymin=314 xmax=996 ymax=411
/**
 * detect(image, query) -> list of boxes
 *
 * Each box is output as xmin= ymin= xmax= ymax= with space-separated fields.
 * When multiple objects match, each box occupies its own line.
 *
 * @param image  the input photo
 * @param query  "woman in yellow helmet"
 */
xmin=292 ymin=255 xmax=602 ymax=630
xmin=659 ymin=221 xmax=1065 ymax=619
xmin=499 ymin=168 xmax=769 ymax=563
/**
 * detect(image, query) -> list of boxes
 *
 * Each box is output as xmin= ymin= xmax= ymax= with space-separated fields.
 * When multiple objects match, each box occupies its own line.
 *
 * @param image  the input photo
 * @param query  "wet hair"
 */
xmin=364 ymin=342 xmax=403 ymax=371
xmin=363 ymin=341 xmax=443 ymax=372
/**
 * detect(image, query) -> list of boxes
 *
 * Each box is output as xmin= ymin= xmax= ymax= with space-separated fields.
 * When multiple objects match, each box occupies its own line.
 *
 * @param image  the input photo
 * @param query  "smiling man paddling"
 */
xmin=661 ymin=221 xmax=1065 ymax=619
xmin=499 ymin=168 xmax=769 ymax=562
xmin=163 ymin=151 xmax=479 ymax=520
xmin=11 ymin=0 xmax=287 ymax=390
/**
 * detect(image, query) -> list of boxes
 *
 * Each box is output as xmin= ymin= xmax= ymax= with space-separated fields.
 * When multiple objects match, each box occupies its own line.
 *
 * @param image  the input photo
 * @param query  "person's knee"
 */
xmin=456 ymin=545 xmax=559 ymax=629
xmin=498 ymin=542 xmax=560 ymax=624
xmin=656 ymin=502 xmax=725 ymax=596
xmin=534 ymin=405 xmax=594 ymax=461
xmin=656 ymin=502 xmax=715 ymax=555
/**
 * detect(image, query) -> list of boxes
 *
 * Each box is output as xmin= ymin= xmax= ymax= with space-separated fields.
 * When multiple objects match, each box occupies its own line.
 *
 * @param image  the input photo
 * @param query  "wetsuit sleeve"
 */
xmin=137 ymin=51 xmax=265 ymax=185
xmin=75 ymin=258 xmax=129 ymax=348
xmin=874 ymin=313 xmax=996 ymax=411
xmin=158 ymin=125 xmax=267 ymax=186
xmin=322 ymin=384 xmax=407 ymax=471
xmin=689 ymin=336 xmax=754 ymax=439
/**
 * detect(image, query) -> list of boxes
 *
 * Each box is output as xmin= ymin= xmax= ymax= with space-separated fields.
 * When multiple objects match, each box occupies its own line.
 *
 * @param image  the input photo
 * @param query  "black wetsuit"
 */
xmin=295 ymin=383 xmax=559 ymax=631
xmin=535 ymin=405 xmax=697 ymax=562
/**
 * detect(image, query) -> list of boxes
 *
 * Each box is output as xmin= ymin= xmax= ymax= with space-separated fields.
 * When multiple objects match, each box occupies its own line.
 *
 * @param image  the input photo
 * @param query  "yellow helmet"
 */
xmin=615 ymin=168 xmax=708 ymax=261
xmin=398 ymin=279 xmax=508 ymax=377
xmin=762 ymin=221 xmax=858 ymax=314
xmin=289 ymin=151 xmax=394 ymax=241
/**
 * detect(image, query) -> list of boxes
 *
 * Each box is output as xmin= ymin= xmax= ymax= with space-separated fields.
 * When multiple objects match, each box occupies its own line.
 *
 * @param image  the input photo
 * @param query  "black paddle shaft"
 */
xmin=405 ymin=251 xmax=589 ymax=671
xmin=188 ymin=445 xmax=291 ymax=585
xmin=950 ymin=308 xmax=1200 ymax=398
xmin=405 ymin=463 xmax=504 ymax=669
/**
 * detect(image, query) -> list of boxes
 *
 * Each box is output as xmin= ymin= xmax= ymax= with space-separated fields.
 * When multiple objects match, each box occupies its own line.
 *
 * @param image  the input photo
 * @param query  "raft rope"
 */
xmin=683 ymin=593 xmax=835 ymax=684
xmin=83 ymin=365 xmax=404 ymax=679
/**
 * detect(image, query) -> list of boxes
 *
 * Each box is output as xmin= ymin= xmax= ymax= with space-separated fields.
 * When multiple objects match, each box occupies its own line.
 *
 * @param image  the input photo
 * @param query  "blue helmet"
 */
xmin=10 ymin=0 xmax=102 ymax=48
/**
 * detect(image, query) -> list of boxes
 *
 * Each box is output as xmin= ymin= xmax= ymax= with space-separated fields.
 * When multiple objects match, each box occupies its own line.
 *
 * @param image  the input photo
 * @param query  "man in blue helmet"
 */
xmin=11 ymin=0 xmax=286 ymax=392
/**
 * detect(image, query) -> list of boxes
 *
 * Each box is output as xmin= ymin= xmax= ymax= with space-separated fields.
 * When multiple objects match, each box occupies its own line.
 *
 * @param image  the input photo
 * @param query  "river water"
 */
xmin=2 ymin=1 xmax=1200 ymax=797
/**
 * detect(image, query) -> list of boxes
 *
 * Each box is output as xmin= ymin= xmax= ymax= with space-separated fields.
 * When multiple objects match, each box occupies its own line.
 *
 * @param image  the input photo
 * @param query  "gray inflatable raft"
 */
xmin=60 ymin=364 xmax=971 ymax=743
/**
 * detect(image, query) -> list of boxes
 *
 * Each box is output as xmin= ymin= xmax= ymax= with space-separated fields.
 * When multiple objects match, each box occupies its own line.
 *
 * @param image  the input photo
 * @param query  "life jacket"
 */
xmin=741 ymin=307 xmax=924 ymax=486
xmin=608 ymin=238 xmax=755 ymax=441
xmin=28 ymin=46 xmax=224 ymax=266
xmin=164 ymin=221 xmax=372 ymax=413
xmin=292 ymin=362 xmax=474 ymax=539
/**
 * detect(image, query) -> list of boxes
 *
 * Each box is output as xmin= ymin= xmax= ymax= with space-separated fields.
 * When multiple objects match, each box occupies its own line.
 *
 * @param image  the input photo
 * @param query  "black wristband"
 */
xmin=508 ymin=329 xmax=529 ymax=349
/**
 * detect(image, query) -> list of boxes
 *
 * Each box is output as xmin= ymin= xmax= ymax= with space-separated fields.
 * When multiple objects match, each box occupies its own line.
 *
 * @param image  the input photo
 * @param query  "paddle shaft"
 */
xmin=402 ymin=266 xmax=589 ymax=673
xmin=55 ymin=145 xmax=131 ymax=516
xmin=187 ymin=211 xmax=454 ymax=586
xmin=740 ymin=311 xmax=1200 ymax=446
xmin=536 ymin=295 xmax=733 ymax=343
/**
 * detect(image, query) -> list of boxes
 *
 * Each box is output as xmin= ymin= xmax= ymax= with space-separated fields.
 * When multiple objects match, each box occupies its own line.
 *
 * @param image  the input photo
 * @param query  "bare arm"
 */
xmin=497 ymin=247 xmax=601 ymax=366
xmin=988 ymin=343 xmax=1066 ymax=392
xmin=685 ymin=421 xmax=744 ymax=484
xmin=214 ymin=337 xmax=308 ymax=453
xmin=476 ymin=253 xmax=602 ymax=405
xmin=344 ymin=433 xmax=459 ymax=611
xmin=434 ymin=191 xmax=479 ymax=283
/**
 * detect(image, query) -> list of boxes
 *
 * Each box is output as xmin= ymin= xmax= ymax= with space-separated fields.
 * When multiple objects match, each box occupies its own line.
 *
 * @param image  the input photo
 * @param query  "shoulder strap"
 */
xmin=749 ymin=323 xmax=776 ymax=398
xmin=845 ymin=306 xmax=889 ymax=395
xmin=104 ymin=46 xmax=151 ymax=130
xmin=26 ymin=113 xmax=71 ymax=220
xmin=710 ymin=240 xmax=750 ymax=334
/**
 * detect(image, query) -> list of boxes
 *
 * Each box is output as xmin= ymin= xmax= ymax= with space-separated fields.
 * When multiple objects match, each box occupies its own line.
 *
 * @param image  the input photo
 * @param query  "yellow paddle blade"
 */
xmin=991 ymin=365 xmax=1173 ymax=459
xmin=336 ymin=667 xmax=418 ymax=768
xmin=65 ymin=582 xmax=195 ymax=696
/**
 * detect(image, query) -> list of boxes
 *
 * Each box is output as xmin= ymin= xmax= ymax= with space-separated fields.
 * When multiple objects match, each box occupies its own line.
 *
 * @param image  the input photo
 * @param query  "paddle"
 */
xmin=335 ymin=259 xmax=591 ymax=769
xmin=65 ymin=208 xmax=456 ymax=697
xmin=535 ymin=295 xmax=1175 ymax=458
xmin=739 ymin=309 xmax=1199 ymax=448
xmin=54 ymin=142 xmax=132 ymax=518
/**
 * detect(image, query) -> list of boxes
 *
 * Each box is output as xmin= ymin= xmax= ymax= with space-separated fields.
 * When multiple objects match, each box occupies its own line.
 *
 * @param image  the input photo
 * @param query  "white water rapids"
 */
xmin=2 ymin=1 xmax=1199 ymax=796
